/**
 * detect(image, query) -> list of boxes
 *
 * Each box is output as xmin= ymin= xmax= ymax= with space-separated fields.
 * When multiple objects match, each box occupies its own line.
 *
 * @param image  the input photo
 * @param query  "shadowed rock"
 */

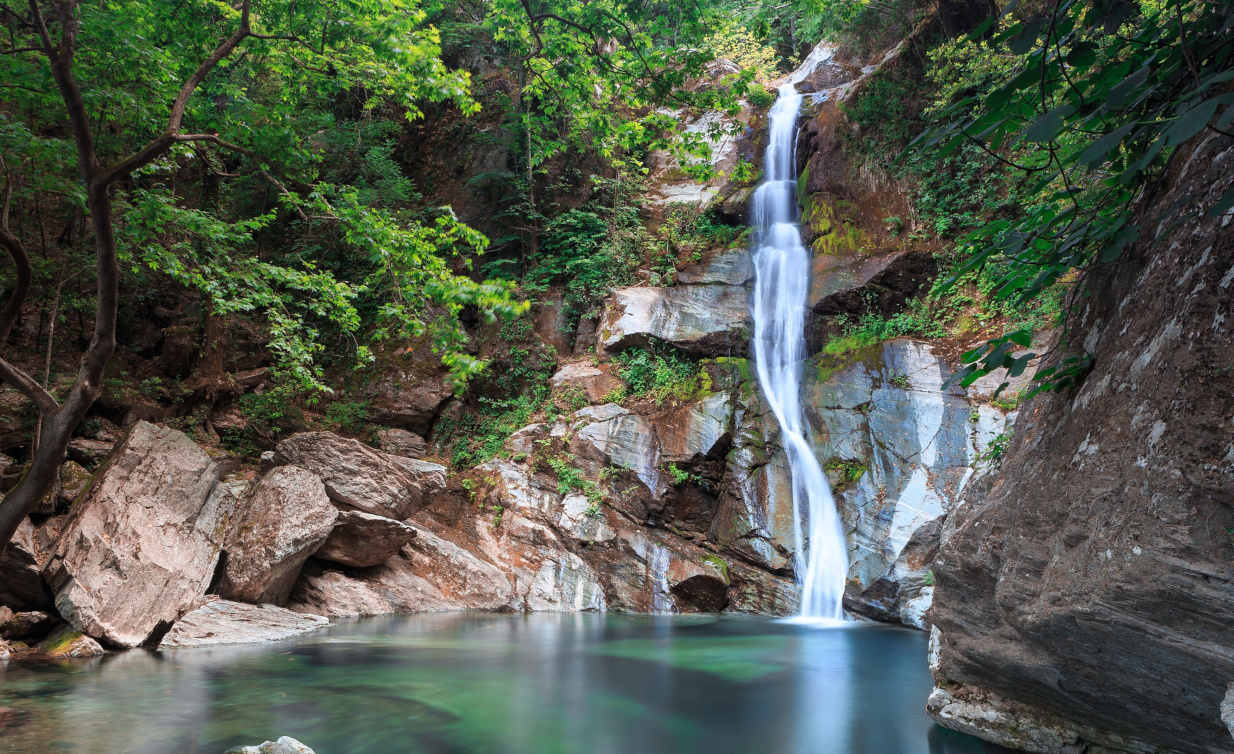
xmin=217 ymin=466 xmax=337 ymax=605
xmin=314 ymin=511 xmax=417 ymax=568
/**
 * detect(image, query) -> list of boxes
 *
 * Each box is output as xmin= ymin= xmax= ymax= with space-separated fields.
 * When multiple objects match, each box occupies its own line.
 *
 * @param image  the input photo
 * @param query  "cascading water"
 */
xmin=750 ymin=83 xmax=848 ymax=621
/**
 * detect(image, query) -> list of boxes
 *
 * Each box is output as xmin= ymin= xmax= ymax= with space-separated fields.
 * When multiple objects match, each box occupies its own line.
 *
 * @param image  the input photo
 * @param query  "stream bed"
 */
xmin=0 ymin=613 xmax=1004 ymax=753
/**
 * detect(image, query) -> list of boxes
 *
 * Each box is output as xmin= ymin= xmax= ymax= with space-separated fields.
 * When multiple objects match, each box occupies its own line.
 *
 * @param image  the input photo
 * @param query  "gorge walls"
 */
xmin=927 ymin=127 xmax=1234 ymax=753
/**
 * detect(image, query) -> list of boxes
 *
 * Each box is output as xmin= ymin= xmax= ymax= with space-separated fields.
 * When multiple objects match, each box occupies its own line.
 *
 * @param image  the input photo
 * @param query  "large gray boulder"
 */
xmin=314 ymin=510 xmax=417 ymax=568
xmin=273 ymin=432 xmax=446 ymax=519
xmin=928 ymin=130 xmax=1234 ymax=752
xmin=596 ymin=283 xmax=750 ymax=357
xmin=159 ymin=598 xmax=329 ymax=649
xmin=216 ymin=466 xmax=337 ymax=605
xmin=41 ymin=421 xmax=236 ymax=648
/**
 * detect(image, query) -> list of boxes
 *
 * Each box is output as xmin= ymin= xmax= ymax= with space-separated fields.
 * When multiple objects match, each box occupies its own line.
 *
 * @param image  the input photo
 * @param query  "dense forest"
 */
xmin=2 ymin=0 xmax=1233 ymax=752
xmin=3 ymin=0 xmax=1226 ymax=548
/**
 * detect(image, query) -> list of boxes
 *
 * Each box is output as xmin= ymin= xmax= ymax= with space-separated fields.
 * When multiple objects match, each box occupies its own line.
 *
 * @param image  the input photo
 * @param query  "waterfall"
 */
xmin=750 ymin=83 xmax=848 ymax=621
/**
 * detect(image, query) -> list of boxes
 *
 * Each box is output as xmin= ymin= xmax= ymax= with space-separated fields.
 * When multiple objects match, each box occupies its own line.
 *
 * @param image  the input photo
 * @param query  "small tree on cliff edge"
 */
xmin=0 ymin=0 xmax=523 ymax=556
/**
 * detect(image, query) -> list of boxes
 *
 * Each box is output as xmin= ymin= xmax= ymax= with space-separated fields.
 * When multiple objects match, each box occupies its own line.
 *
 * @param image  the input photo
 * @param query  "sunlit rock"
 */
xmin=160 ymin=599 xmax=329 ymax=649
xmin=596 ymin=283 xmax=750 ymax=357
xmin=42 ymin=421 xmax=236 ymax=648
xmin=273 ymin=431 xmax=446 ymax=519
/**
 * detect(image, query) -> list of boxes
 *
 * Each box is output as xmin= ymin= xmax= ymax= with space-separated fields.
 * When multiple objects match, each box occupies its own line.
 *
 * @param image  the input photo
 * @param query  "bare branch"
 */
xmin=0 ymin=354 xmax=59 ymax=414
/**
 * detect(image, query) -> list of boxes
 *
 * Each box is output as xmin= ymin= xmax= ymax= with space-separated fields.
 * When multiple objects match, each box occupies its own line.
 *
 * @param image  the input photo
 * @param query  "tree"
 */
xmin=912 ymin=0 xmax=1234 ymax=395
xmin=0 ymin=0 xmax=513 ymax=555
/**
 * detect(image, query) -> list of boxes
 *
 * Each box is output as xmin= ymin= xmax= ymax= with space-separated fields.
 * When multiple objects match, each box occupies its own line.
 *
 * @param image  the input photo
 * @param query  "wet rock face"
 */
xmin=41 ymin=421 xmax=236 ymax=648
xmin=929 ymin=132 xmax=1234 ymax=753
xmin=709 ymin=340 xmax=1009 ymax=619
xmin=273 ymin=432 xmax=446 ymax=519
xmin=802 ymin=340 xmax=1003 ymax=592
xmin=216 ymin=466 xmax=338 ymax=605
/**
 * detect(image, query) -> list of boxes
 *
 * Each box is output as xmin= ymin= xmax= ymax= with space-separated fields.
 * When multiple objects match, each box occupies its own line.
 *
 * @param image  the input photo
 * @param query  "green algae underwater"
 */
xmin=0 ymin=613 xmax=1003 ymax=753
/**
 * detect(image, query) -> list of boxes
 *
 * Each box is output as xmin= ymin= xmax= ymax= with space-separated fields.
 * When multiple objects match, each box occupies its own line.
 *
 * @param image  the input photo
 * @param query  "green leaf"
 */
xmin=1021 ymin=105 xmax=1076 ymax=143
xmin=1078 ymin=123 xmax=1136 ymax=167
xmin=1209 ymin=189 xmax=1234 ymax=218
xmin=1167 ymin=99 xmax=1219 ymax=147
xmin=1104 ymin=66 xmax=1151 ymax=110
xmin=1009 ymin=19 xmax=1047 ymax=55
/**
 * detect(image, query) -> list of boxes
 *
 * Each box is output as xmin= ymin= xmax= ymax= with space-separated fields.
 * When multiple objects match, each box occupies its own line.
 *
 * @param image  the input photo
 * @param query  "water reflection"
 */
xmin=0 ymin=614 xmax=1007 ymax=754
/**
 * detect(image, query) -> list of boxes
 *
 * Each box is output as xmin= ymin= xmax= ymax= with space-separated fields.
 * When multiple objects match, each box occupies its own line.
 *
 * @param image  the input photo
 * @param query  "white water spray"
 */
xmin=750 ymin=83 xmax=848 ymax=621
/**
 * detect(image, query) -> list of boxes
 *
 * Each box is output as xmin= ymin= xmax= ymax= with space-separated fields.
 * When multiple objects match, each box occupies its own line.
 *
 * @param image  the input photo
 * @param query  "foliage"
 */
xmin=613 ymin=347 xmax=705 ymax=405
xmin=235 ymin=384 xmax=305 ymax=449
xmin=913 ymin=0 xmax=1234 ymax=395
xmin=976 ymin=428 xmax=1014 ymax=467
xmin=665 ymin=463 xmax=703 ymax=486
xmin=704 ymin=22 xmax=783 ymax=80
xmin=824 ymin=457 xmax=867 ymax=489
xmin=886 ymin=371 xmax=911 ymax=389
xmin=746 ymin=85 xmax=778 ymax=109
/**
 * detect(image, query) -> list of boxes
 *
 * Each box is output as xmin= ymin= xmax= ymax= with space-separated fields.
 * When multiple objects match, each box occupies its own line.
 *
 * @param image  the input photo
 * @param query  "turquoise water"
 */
xmin=0 ymin=613 xmax=1003 ymax=753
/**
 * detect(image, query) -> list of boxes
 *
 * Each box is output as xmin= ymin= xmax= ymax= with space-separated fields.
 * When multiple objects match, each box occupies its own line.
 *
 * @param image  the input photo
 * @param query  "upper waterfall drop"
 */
xmin=749 ymin=82 xmax=849 ymax=621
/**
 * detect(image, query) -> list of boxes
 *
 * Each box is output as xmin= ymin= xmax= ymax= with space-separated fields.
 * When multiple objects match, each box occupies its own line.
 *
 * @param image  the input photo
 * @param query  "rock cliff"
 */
xmin=927 ymin=126 xmax=1234 ymax=752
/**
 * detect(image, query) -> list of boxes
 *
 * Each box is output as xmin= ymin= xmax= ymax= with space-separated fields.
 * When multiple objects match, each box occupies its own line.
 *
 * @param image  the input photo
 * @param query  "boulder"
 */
xmin=66 ymin=437 xmax=114 ymax=468
xmin=159 ymin=599 xmax=329 ymax=649
xmin=37 ymin=624 xmax=105 ymax=658
xmin=369 ymin=362 xmax=454 ymax=434
xmin=549 ymin=362 xmax=624 ymax=403
xmin=377 ymin=428 xmax=428 ymax=459
xmin=41 ymin=421 xmax=237 ymax=648
xmin=0 ymin=610 xmax=57 ymax=642
xmin=273 ymin=432 xmax=446 ymax=519
xmin=224 ymin=737 xmax=317 ymax=754
xmin=36 ymin=460 xmax=94 ymax=514
xmin=596 ymin=284 xmax=750 ymax=357
xmin=289 ymin=527 xmax=514 ymax=616
xmin=0 ymin=518 xmax=54 ymax=610
xmin=216 ymin=466 xmax=337 ymax=605
xmin=314 ymin=511 xmax=417 ymax=568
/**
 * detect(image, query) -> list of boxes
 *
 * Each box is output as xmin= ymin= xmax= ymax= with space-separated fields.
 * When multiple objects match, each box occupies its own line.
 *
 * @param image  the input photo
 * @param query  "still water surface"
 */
xmin=0 ymin=613 xmax=1004 ymax=754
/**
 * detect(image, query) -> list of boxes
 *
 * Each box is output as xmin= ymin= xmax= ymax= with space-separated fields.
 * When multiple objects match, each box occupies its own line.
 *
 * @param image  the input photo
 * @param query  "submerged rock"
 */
xmin=159 ymin=599 xmax=329 ymax=649
xmin=217 ymin=466 xmax=338 ymax=605
xmin=314 ymin=510 xmax=417 ymax=568
xmin=273 ymin=432 xmax=446 ymax=519
xmin=224 ymin=737 xmax=316 ymax=754
xmin=41 ymin=421 xmax=237 ymax=648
